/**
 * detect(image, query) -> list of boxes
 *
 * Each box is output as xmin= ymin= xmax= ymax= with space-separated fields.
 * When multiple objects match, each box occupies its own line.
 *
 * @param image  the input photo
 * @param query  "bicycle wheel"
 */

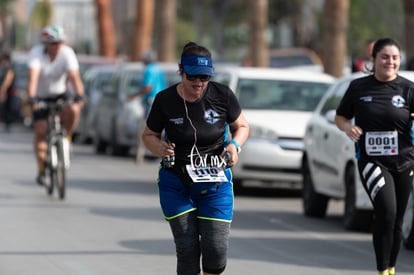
xmin=46 ymin=143 xmax=56 ymax=196
xmin=56 ymin=138 xmax=66 ymax=199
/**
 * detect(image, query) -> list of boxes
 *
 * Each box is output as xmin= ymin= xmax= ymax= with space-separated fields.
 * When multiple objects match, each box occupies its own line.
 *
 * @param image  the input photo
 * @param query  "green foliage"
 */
xmin=348 ymin=0 xmax=403 ymax=58
xmin=30 ymin=0 xmax=53 ymax=28
xmin=175 ymin=18 xmax=197 ymax=57
xmin=0 ymin=0 xmax=15 ymax=16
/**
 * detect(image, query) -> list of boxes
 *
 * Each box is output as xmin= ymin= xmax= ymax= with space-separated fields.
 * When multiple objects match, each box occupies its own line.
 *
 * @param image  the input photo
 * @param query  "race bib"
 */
xmin=185 ymin=165 xmax=228 ymax=183
xmin=365 ymin=131 xmax=398 ymax=156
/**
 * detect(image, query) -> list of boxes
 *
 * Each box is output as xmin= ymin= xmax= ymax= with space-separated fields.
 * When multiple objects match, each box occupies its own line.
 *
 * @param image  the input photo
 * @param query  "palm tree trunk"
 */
xmin=131 ymin=0 xmax=155 ymax=61
xmin=322 ymin=0 xmax=349 ymax=77
xmin=403 ymin=0 xmax=414 ymax=66
xmin=156 ymin=0 xmax=176 ymax=62
xmin=95 ymin=0 xmax=116 ymax=57
xmin=248 ymin=0 xmax=268 ymax=67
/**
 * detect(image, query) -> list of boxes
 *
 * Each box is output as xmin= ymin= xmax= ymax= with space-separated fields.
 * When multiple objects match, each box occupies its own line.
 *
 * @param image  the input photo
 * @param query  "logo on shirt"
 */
xmin=204 ymin=109 xmax=220 ymax=124
xmin=170 ymin=117 xmax=184 ymax=125
xmin=391 ymin=95 xmax=405 ymax=108
xmin=360 ymin=96 xmax=372 ymax=102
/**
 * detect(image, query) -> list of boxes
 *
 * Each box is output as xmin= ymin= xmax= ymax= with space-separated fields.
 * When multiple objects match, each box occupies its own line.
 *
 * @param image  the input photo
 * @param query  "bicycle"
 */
xmin=38 ymin=98 xmax=71 ymax=200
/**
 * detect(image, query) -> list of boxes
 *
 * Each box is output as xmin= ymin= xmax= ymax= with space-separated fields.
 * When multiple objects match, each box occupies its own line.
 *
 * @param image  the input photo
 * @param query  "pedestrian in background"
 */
xmin=141 ymin=41 xmax=250 ymax=275
xmin=335 ymin=38 xmax=414 ymax=275
xmin=132 ymin=49 xmax=167 ymax=162
xmin=351 ymin=39 xmax=375 ymax=73
xmin=0 ymin=52 xmax=19 ymax=132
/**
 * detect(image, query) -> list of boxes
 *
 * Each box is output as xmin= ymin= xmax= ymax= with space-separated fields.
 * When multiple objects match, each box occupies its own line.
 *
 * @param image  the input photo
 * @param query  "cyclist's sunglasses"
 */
xmin=185 ymin=74 xmax=211 ymax=82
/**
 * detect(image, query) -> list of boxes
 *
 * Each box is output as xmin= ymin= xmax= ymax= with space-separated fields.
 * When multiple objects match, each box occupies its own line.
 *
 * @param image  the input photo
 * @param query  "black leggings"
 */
xmin=358 ymin=162 xmax=413 ymax=271
xmin=169 ymin=211 xmax=230 ymax=275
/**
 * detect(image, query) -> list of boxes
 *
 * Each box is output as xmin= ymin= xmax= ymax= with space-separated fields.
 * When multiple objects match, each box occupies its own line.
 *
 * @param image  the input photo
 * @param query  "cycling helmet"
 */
xmin=41 ymin=25 xmax=65 ymax=43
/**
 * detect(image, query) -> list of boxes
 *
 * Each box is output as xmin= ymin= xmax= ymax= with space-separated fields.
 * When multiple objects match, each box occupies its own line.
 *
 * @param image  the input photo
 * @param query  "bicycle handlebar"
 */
xmin=37 ymin=98 xmax=71 ymax=111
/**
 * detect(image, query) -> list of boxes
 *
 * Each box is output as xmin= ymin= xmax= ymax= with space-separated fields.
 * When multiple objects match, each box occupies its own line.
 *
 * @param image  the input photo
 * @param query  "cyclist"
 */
xmin=27 ymin=25 xmax=84 ymax=185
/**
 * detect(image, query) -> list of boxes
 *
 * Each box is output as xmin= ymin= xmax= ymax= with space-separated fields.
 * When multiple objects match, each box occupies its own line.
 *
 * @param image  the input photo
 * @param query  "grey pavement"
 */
xmin=1 ymin=124 xmax=414 ymax=275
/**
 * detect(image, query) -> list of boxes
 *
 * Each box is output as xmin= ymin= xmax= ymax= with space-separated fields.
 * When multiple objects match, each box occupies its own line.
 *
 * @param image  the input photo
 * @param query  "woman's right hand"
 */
xmin=345 ymin=125 xmax=363 ymax=142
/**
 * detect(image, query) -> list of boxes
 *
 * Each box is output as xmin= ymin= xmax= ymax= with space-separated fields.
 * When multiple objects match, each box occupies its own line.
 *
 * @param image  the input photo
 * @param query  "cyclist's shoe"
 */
xmin=36 ymin=172 xmax=46 ymax=186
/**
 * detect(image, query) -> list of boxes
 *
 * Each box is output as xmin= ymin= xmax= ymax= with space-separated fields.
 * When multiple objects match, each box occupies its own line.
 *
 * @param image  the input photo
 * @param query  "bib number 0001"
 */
xmin=365 ymin=131 xmax=398 ymax=156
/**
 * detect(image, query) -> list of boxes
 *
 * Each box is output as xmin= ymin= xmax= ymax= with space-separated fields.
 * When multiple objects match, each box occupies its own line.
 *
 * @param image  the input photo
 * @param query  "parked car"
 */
xmin=93 ymin=62 xmax=143 ymax=155
xmin=216 ymin=67 xmax=335 ymax=189
xmin=93 ymin=62 xmax=181 ymax=156
xmin=302 ymin=71 xmax=414 ymax=250
xmin=74 ymin=64 xmax=119 ymax=143
xmin=268 ymin=47 xmax=323 ymax=71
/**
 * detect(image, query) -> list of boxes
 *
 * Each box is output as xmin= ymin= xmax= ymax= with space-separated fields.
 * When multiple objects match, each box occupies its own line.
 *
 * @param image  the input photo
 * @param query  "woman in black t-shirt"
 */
xmin=336 ymin=38 xmax=414 ymax=275
xmin=142 ymin=42 xmax=249 ymax=275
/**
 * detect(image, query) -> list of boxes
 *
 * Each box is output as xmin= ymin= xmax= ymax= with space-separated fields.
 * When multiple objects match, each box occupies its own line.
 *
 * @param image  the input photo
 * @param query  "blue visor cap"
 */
xmin=181 ymin=55 xmax=215 ymax=76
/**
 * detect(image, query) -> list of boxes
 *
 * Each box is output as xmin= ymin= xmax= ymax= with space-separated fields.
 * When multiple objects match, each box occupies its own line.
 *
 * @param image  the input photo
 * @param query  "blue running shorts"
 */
xmin=157 ymin=167 xmax=234 ymax=222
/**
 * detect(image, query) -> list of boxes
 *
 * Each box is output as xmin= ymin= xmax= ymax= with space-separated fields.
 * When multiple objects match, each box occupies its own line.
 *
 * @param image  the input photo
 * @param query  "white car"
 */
xmin=302 ymin=71 xmax=414 ymax=250
xmin=216 ymin=66 xmax=335 ymax=189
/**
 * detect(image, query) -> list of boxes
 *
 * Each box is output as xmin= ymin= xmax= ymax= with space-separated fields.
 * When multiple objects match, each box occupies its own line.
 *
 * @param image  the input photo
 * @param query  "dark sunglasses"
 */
xmin=185 ymin=74 xmax=211 ymax=82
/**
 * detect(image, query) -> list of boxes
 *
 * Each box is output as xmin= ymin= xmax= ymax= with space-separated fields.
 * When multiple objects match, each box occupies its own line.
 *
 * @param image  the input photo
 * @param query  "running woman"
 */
xmin=141 ymin=42 xmax=249 ymax=275
xmin=335 ymin=38 xmax=414 ymax=275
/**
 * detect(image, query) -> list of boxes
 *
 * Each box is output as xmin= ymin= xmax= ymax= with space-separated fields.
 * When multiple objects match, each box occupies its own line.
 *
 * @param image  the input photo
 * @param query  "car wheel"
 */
xmin=232 ymin=178 xmax=244 ymax=194
xmin=302 ymin=159 xmax=328 ymax=217
xmin=402 ymin=188 xmax=414 ymax=250
xmin=343 ymin=164 xmax=373 ymax=231
xmin=94 ymin=135 xmax=107 ymax=154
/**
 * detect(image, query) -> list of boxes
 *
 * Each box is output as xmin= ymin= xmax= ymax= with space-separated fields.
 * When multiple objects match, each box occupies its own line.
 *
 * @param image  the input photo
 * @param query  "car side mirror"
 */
xmin=325 ymin=109 xmax=336 ymax=124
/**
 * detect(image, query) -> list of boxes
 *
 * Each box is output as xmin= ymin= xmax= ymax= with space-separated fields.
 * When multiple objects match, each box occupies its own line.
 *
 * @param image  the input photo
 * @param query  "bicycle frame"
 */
xmin=39 ymin=99 xmax=69 ymax=199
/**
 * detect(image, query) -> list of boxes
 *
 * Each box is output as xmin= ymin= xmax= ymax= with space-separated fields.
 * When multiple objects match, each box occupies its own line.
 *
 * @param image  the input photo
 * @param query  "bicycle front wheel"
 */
xmin=56 ymin=138 xmax=66 ymax=199
xmin=45 ymin=144 xmax=55 ymax=196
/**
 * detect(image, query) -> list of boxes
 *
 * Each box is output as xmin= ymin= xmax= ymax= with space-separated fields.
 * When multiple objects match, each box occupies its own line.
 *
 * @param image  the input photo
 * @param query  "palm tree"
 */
xmin=322 ymin=0 xmax=349 ymax=77
xmin=131 ymin=0 xmax=155 ymax=61
xmin=95 ymin=0 xmax=116 ymax=57
xmin=248 ymin=0 xmax=268 ymax=67
xmin=156 ymin=0 xmax=176 ymax=62
xmin=403 ymin=0 xmax=414 ymax=68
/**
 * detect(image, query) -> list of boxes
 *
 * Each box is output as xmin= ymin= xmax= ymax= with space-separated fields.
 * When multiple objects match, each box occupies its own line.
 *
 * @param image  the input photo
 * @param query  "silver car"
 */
xmin=93 ymin=62 xmax=181 ymax=156
xmin=75 ymin=64 xmax=119 ymax=143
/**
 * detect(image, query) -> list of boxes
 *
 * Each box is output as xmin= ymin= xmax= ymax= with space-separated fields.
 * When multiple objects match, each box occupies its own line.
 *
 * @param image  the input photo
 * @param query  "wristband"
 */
xmin=28 ymin=97 xmax=38 ymax=105
xmin=74 ymin=95 xmax=85 ymax=102
xmin=229 ymin=139 xmax=241 ymax=154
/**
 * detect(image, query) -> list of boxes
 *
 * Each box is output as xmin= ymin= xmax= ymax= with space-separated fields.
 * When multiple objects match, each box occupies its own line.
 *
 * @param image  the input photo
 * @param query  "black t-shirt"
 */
xmin=147 ymin=81 xmax=241 ymax=166
xmin=336 ymin=74 xmax=414 ymax=171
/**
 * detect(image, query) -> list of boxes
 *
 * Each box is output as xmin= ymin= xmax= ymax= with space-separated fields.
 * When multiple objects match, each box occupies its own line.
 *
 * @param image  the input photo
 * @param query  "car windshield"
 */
xmin=235 ymin=78 xmax=330 ymax=111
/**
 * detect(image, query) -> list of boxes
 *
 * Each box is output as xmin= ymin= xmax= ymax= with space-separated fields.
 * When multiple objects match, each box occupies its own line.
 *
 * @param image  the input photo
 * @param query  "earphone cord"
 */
xmin=182 ymin=92 xmax=202 ymax=158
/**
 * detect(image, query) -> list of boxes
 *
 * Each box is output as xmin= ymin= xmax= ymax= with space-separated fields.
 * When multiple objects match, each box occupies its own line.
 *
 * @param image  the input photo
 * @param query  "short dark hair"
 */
xmin=371 ymin=38 xmax=401 ymax=59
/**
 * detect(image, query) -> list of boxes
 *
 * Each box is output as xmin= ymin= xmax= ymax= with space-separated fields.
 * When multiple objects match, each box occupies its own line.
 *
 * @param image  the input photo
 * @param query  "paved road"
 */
xmin=1 ymin=125 xmax=413 ymax=275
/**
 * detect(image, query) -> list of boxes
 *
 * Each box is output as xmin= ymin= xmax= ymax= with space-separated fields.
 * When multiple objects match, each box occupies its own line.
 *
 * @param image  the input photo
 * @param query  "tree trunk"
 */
xmin=156 ymin=0 xmax=176 ymax=62
xmin=403 ymin=0 xmax=414 ymax=66
xmin=131 ymin=0 xmax=155 ymax=61
xmin=95 ymin=0 xmax=116 ymax=57
xmin=248 ymin=0 xmax=268 ymax=67
xmin=322 ymin=0 xmax=349 ymax=77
